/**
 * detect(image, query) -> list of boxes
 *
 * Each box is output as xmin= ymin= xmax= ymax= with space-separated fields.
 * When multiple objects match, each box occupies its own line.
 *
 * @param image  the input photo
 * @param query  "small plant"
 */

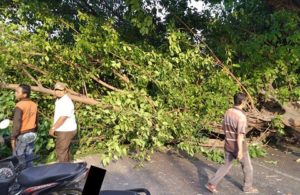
xmin=249 ymin=144 xmax=267 ymax=158
xmin=201 ymin=148 xmax=224 ymax=164
xmin=271 ymin=116 xmax=285 ymax=136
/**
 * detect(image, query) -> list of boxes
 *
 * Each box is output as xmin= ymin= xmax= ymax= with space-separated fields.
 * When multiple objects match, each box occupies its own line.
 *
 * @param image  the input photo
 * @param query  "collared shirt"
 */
xmin=223 ymin=107 xmax=247 ymax=156
xmin=54 ymin=95 xmax=77 ymax=131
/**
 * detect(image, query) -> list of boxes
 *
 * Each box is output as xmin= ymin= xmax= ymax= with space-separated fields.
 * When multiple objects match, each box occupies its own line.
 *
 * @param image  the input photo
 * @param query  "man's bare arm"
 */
xmin=237 ymin=133 xmax=244 ymax=160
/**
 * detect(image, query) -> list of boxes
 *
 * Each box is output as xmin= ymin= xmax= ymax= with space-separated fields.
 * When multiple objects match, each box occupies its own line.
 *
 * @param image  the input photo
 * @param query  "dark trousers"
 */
xmin=55 ymin=131 xmax=76 ymax=162
xmin=208 ymin=149 xmax=254 ymax=191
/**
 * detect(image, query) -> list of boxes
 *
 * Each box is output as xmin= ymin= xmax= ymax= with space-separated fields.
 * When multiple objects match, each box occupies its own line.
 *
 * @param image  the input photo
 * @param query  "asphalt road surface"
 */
xmin=78 ymin=147 xmax=300 ymax=195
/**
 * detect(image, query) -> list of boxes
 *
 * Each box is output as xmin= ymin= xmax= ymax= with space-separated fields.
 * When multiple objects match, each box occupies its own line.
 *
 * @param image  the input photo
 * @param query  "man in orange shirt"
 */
xmin=12 ymin=84 xmax=38 ymax=167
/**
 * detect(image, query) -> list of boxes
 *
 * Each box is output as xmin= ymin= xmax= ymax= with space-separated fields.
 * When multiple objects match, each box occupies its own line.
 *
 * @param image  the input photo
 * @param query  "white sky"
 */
xmin=189 ymin=0 xmax=206 ymax=11
xmin=156 ymin=0 xmax=207 ymax=21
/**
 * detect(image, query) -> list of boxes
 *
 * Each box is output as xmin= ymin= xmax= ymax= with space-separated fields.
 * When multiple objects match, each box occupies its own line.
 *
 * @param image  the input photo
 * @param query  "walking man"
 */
xmin=49 ymin=82 xmax=77 ymax=162
xmin=205 ymin=93 xmax=258 ymax=193
xmin=12 ymin=84 xmax=38 ymax=167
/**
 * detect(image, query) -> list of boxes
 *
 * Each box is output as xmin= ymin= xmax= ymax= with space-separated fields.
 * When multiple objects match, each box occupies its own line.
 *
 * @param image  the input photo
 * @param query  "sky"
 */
xmin=189 ymin=0 xmax=206 ymax=11
xmin=156 ymin=0 xmax=207 ymax=21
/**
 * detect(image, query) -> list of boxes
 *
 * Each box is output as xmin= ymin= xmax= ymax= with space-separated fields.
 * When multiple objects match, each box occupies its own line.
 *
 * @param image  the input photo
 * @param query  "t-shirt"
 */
xmin=12 ymin=99 xmax=38 ymax=139
xmin=223 ymin=107 xmax=247 ymax=156
xmin=54 ymin=95 xmax=77 ymax=132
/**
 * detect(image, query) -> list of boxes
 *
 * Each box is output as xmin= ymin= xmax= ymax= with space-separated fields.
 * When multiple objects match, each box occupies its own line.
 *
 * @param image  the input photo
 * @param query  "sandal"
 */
xmin=244 ymin=187 xmax=259 ymax=194
xmin=205 ymin=183 xmax=218 ymax=193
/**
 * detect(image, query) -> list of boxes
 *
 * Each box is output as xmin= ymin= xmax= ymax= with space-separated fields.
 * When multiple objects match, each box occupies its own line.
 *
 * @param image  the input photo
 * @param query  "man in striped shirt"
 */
xmin=205 ymin=93 xmax=258 ymax=193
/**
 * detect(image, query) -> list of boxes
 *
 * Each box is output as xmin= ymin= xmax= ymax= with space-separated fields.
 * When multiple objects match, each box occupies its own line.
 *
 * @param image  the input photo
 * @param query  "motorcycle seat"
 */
xmin=18 ymin=162 xmax=86 ymax=187
xmin=100 ymin=188 xmax=151 ymax=195
xmin=100 ymin=191 xmax=137 ymax=195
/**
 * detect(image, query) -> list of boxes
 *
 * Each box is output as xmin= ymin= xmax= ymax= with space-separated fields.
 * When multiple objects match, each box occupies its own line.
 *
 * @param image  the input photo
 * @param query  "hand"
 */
xmin=237 ymin=151 xmax=243 ymax=161
xmin=11 ymin=139 xmax=16 ymax=151
xmin=49 ymin=128 xmax=56 ymax=138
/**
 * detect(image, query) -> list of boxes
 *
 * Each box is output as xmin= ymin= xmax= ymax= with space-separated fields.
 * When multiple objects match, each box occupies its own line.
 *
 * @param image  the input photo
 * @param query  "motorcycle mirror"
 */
xmin=0 ymin=119 xmax=10 ymax=129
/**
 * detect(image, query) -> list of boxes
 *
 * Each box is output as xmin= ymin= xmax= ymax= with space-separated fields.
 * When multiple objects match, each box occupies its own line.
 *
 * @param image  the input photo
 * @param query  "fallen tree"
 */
xmin=0 ymin=0 xmax=299 ymax=165
xmin=3 ymin=81 xmax=297 ymax=146
xmin=0 ymin=83 xmax=100 ymax=105
xmin=282 ymin=103 xmax=300 ymax=137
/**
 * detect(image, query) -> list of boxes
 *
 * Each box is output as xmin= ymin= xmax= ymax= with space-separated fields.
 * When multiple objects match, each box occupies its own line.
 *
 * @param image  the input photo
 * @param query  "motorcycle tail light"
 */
xmin=23 ymin=182 xmax=58 ymax=194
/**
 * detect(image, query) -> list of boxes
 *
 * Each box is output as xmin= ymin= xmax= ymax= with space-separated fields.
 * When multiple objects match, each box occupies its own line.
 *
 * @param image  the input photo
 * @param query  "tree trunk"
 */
xmin=0 ymin=83 xmax=100 ymax=105
xmin=267 ymin=0 xmax=300 ymax=13
xmin=282 ymin=102 xmax=300 ymax=135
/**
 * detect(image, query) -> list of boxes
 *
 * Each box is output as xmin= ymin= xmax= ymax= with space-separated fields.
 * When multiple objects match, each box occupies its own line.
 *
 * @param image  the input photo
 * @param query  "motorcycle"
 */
xmin=99 ymin=189 xmax=151 ymax=195
xmin=0 ymin=156 xmax=150 ymax=195
xmin=0 ymin=120 xmax=88 ymax=194
xmin=0 ymin=119 xmax=151 ymax=195
xmin=0 ymin=155 xmax=88 ymax=195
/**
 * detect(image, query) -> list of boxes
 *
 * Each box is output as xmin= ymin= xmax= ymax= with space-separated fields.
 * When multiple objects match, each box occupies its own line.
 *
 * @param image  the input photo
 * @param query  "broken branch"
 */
xmin=113 ymin=69 xmax=130 ymax=84
xmin=0 ymin=83 xmax=100 ymax=105
xmin=22 ymin=68 xmax=43 ymax=87
xmin=91 ymin=75 xmax=124 ymax=92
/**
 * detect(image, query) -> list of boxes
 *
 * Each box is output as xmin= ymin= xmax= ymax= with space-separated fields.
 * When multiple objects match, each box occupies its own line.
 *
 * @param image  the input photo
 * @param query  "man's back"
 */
xmin=15 ymin=99 xmax=38 ymax=132
xmin=223 ymin=108 xmax=247 ymax=155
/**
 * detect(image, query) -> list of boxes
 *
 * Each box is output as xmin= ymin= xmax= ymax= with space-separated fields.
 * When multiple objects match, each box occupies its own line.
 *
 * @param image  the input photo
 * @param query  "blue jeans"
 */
xmin=14 ymin=135 xmax=35 ymax=167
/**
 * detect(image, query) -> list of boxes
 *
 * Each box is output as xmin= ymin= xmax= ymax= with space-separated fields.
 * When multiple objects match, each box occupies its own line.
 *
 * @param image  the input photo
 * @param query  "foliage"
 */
xmin=201 ymin=148 xmax=224 ymax=164
xmin=0 ymin=9 xmax=236 ymax=164
xmin=271 ymin=116 xmax=285 ymax=136
xmin=0 ymin=0 xmax=299 ymax=164
xmin=0 ymin=91 xmax=15 ymax=158
xmin=201 ymin=1 xmax=300 ymax=103
xmin=249 ymin=144 xmax=267 ymax=158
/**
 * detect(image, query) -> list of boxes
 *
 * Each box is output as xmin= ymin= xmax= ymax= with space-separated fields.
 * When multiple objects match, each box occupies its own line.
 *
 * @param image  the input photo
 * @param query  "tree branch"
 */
xmin=22 ymin=68 xmax=43 ymax=87
xmin=172 ymin=14 xmax=256 ymax=110
xmin=113 ymin=69 xmax=130 ymax=84
xmin=0 ymin=83 xmax=100 ymax=105
xmin=91 ymin=75 xmax=124 ymax=92
xmin=102 ymin=0 xmax=127 ymax=23
xmin=53 ymin=55 xmax=124 ymax=92
xmin=24 ymin=64 xmax=48 ymax=75
xmin=59 ymin=19 xmax=80 ymax=34
xmin=77 ymin=0 xmax=99 ymax=17
xmin=23 ymin=63 xmax=82 ymax=97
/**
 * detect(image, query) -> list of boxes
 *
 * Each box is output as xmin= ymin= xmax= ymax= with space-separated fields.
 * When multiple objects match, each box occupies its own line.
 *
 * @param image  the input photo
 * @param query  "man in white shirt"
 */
xmin=49 ymin=82 xmax=77 ymax=162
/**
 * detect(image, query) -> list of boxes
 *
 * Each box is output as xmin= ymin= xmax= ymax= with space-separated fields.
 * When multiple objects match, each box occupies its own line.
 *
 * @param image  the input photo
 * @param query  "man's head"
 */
xmin=54 ymin=82 xmax=67 ymax=96
xmin=15 ymin=84 xmax=31 ymax=100
xmin=234 ymin=92 xmax=247 ymax=108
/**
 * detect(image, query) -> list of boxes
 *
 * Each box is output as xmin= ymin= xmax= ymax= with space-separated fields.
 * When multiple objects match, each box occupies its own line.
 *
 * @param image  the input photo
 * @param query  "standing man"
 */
xmin=49 ymin=82 xmax=77 ymax=162
xmin=12 ymin=84 xmax=38 ymax=167
xmin=205 ymin=93 xmax=258 ymax=193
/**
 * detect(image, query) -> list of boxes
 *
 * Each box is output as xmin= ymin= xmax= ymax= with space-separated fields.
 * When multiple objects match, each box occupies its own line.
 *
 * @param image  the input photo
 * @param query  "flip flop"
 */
xmin=205 ymin=183 xmax=218 ymax=193
xmin=244 ymin=187 xmax=259 ymax=194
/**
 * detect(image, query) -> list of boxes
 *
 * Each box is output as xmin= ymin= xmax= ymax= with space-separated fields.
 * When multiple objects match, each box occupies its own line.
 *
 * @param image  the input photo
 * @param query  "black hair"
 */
xmin=234 ymin=92 xmax=246 ymax=106
xmin=19 ymin=84 xmax=31 ymax=98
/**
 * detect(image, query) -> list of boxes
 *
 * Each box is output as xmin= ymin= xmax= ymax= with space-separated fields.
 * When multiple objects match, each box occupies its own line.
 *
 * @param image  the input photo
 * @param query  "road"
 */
xmin=78 ymin=147 xmax=300 ymax=195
